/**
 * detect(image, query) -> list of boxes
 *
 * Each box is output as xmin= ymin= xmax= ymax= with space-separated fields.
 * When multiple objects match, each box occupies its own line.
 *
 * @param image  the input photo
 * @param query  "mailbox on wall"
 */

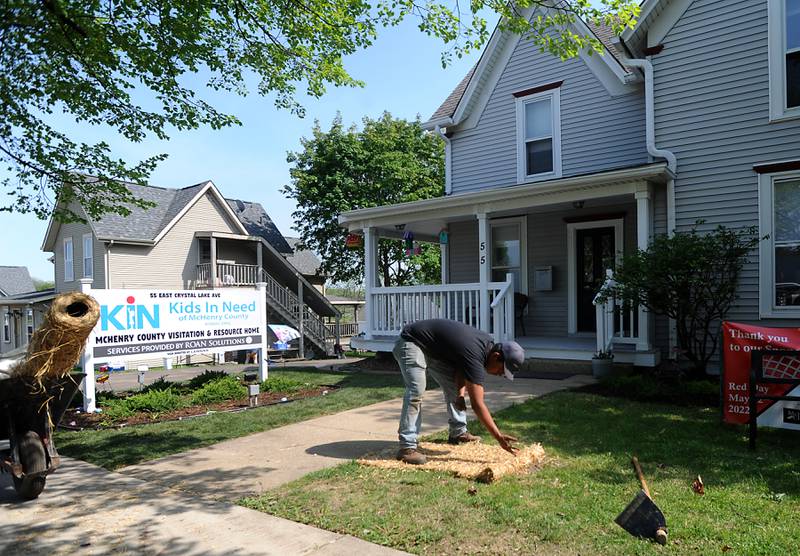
xmin=533 ymin=266 xmax=553 ymax=291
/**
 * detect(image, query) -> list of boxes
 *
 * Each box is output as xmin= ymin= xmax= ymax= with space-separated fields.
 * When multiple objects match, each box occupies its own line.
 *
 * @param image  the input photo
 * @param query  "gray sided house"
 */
xmin=40 ymin=179 xmax=341 ymax=364
xmin=0 ymin=266 xmax=51 ymax=357
xmin=341 ymin=0 xmax=800 ymax=368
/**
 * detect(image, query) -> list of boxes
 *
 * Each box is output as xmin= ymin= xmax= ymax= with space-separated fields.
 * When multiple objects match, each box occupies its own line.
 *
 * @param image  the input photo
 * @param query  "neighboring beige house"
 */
xmin=40 ymin=179 xmax=340 ymax=361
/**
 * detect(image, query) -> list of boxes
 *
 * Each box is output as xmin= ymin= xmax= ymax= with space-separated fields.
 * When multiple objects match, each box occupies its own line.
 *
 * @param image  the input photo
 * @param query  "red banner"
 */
xmin=722 ymin=322 xmax=800 ymax=425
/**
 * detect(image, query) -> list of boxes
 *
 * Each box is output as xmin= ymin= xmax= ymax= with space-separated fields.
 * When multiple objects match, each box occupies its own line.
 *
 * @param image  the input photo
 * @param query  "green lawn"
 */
xmin=241 ymin=390 xmax=800 ymax=555
xmin=56 ymin=369 xmax=404 ymax=470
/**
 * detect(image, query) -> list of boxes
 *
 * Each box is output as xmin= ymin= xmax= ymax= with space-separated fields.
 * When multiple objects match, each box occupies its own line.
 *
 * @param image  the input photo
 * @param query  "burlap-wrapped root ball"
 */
xmin=12 ymin=292 xmax=99 ymax=384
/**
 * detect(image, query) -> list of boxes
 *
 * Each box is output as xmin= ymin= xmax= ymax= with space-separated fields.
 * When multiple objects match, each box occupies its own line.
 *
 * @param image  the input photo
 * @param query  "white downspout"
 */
xmin=434 ymin=125 xmax=452 ymax=195
xmin=622 ymin=57 xmax=677 ymax=236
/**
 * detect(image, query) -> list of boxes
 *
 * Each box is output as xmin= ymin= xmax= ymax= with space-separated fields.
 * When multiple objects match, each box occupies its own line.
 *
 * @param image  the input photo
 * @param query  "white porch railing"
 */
xmin=366 ymin=275 xmax=515 ymax=342
xmin=593 ymin=269 xmax=646 ymax=354
xmin=196 ymin=263 xmax=260 ymax=287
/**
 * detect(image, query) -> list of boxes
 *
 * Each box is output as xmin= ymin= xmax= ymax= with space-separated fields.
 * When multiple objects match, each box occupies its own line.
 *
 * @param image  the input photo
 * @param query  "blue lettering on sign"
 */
xmin=101 ymin=302 xmax=160 ymax=331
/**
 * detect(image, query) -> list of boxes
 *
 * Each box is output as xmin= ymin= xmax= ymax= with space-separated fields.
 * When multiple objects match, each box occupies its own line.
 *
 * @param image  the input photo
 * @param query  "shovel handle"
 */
xmin=632 ymin=456 xmax=651 ymax=498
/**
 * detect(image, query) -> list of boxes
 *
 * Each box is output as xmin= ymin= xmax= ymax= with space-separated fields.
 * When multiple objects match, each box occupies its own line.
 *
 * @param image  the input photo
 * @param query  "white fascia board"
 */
xmin=421 ymin=116 xmax=453 ymax=131
xmin=647 ymin=0 xmax=693 ymax=47
xmin=339 ymin=163 xmax=672 ymax=230
xmin=621 ymin=0 xmax=664 ymax=45
xmin=151 ymin=180 xmax=249 ymax=244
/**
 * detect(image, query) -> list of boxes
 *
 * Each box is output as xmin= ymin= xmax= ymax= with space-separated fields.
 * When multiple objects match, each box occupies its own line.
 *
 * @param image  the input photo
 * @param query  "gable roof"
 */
xmin=42 ymin=179 xmax=249 ymax=250
xmin=226 ymin=199 xmax=293 ymax=254
xmin=0 ymin=266 xmax=36 ymax=297
xmin=620 ymin=0 xmax=693 ymax=54
xmin=283 ymin=237 xmax=323 ymax=277
xmin=425 ymin=15 xmax=634 ymax=129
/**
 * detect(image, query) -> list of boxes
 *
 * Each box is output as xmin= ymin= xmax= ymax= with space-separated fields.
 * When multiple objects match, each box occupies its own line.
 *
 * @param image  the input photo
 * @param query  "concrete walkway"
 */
xmin=120 ymin=374 xmax=594 ymax=500
xmin=0 ymin=458 xmax=406 ymax=556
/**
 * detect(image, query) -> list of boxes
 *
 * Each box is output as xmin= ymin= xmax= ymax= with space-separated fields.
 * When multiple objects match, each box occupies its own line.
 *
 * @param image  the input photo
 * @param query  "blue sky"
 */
xmin=0 ymin=19 xmax=486 ymax=281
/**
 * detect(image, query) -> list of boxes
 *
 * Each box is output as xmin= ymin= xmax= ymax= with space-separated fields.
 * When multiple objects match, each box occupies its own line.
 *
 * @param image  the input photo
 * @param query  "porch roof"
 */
xmin=339 ymin=162 xmax=672 ymax=232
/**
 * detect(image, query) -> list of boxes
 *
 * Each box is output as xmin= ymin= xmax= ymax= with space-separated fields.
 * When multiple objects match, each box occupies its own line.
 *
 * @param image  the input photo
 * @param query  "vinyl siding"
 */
xmin=53 ymin=203 xmax=94 ymax=293
xmin=654 ymin=0 xmax=800 ymax=331
xmin=449 ymin=35 xmax=647 ymax=195
xmin=448 ymin=219 xmax=479 ymax=283
xmin=108 ymin=193 xmax=242 ymax=289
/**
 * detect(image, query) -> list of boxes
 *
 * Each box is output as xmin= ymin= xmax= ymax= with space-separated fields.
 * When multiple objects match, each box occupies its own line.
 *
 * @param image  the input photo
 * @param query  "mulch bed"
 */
xmin=60 ymin=386 xmax=338 ymax=430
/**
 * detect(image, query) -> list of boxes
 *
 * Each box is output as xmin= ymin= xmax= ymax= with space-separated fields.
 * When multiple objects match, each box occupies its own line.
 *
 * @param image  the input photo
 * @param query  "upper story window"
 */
xmin=768 ymin=0 xmax=800 ymax=120
xmin=63 ymin=237 xmax=74 ymax=282
xmin=83 ymin=233 xmax=93 ymax=278
xmin=515 ymin=86 xmax=562 ymax=183
xmin=758 ymin=170 xmax=800 ymax=317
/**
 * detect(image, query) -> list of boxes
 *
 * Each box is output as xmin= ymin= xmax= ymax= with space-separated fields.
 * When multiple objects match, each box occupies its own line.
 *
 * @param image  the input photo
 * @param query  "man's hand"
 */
xmin=454 ymin=395 xmax=467 ymax=412
xmin=497 ymin=433 xmax=519 ymax=455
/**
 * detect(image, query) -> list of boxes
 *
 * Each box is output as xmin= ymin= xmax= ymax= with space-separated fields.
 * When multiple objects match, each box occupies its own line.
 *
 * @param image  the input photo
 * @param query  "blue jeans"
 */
xmin=393 ymin=338 xmax=468 ymax=449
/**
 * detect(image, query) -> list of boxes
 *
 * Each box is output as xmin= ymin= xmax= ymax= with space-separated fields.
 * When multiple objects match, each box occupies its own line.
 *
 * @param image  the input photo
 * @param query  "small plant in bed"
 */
xmin=187 ymin=369 xmax=230 ymax=389
xmin=191 ymin=376 xmax=247 ymax=405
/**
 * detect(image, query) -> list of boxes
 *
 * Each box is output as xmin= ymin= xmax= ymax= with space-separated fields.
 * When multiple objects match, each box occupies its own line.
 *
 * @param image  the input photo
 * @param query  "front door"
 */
xmin=576 ymin=227 xmax=615 ymax=332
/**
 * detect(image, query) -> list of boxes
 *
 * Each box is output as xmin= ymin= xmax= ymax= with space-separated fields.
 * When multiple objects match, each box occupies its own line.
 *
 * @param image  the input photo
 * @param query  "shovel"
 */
xmin=615 ymin=456 xmax=668 ymax=545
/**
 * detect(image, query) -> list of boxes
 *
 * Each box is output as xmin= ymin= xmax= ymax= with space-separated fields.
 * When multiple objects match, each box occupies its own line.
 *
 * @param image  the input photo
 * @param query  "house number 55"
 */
xmin=479 ymin=241 xmax=486 ymax=265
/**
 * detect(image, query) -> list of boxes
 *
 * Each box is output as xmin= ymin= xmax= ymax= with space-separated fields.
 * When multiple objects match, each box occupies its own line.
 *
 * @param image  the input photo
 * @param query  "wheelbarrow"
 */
xmin=0 ymin=371 xmax=85 ymax=500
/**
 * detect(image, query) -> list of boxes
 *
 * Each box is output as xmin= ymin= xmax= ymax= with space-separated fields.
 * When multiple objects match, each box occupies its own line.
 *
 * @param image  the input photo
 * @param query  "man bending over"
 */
xmin=392 ymin=318 xmax=525 ymax=465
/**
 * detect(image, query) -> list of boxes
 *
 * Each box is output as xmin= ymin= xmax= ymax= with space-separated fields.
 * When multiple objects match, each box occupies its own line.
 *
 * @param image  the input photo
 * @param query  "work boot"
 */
xmin=448 ymin=431 xmax=481 ymax=445
xmin=396 ymin=448 xmax=427 ymax=465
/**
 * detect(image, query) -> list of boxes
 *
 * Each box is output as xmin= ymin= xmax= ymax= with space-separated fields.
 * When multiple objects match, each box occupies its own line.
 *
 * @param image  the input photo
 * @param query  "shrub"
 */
xmin=191 ymin=376 xmax=247 ymax=405
xmin=611 ymin=222 xmax=762 ymax=377
xmin=143 ymin=377 xmax=179 ymax=393
xmin=188 ymin=370 xmax=229 ymax=390
xmin=99 ymin=399 xmax=135 ymax=422
xmin=261 ymin=375 xmax=309 ymax=394
xmin=125 ymin=388 xmax=186 ymax=414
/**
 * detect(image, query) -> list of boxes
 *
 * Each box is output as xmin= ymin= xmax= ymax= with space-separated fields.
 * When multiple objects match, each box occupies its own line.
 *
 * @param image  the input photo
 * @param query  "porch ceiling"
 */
xmin=339 ymin=162 xmax=672 ymax=232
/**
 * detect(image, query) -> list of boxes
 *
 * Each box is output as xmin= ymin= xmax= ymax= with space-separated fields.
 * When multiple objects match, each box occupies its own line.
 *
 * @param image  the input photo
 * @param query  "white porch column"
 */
xmin=477 ymin=213 xmax=490 ymax=333
xmin=635 ymin=185 xmax=654 ymax=350
xmin=256 ymin=241 xmax=263 ymax=273
xmin=297 ymin=277 xmax=305 ymax=358
xmin=78 ymin=278 xmax=96 ymax=412
xmin=210 ymin=236 xmax=218 ymax=289
xmin=440 ymin=242 xmax=449 ymax=285
xmin=363 ymin=227 xmax=377 ymax=339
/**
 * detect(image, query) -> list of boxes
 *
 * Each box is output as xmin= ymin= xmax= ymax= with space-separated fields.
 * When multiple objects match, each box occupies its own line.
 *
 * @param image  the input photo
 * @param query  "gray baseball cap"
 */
xmin=499 ymin=341 xmax=525 ymax=381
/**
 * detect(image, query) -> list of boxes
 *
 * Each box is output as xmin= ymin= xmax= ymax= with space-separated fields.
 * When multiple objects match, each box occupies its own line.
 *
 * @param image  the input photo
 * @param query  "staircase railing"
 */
xmin=593 ymin=269 xmax=644 ymax=355
xmin=257 ymin=269 xmax=334 ymax=353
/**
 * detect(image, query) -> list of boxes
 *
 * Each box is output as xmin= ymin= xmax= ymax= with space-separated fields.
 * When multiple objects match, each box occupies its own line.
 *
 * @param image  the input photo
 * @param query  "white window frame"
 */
xmin=63 ymin=237 xmax=74 ymax=282
xmin=515 ymin=88 xmax=562 ymax=183
xmin=567 ymin=218 xmax=624 ymax=335
xmin=83 ymin=233 xmax=93 ymax=278
xmin=489 ymin=216 xmax=528 ymax=295
xmin=759 ymin=169 xmax=800 ymax=317
xmin=2 ymin=311 xmax=9 ymax=343
xmin=768 ymin=0 xmax=800 ymax=121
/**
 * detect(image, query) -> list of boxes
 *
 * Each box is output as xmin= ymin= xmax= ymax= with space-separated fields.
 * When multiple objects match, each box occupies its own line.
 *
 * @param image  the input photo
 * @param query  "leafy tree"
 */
xmin=283 ymin=113 xmax=443 ymax=285
xmin=1 ymin=0 xmax=638 ymax=222
xmin=609 ymin=224 xmax=763 ymax=377
xmin=32 ymin=278 xmax=55 ymax=291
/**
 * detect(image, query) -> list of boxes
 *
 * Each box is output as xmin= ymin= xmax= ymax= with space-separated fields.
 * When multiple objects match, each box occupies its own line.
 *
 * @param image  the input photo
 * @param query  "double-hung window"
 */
xmin=83 ymin=233 xmax=93 ymax=278
xmin=759 ymin=171 xmax=800 ymax=316
xmin=63 ymin=237 xmax=74 ymax=282
xmin=2 ymin=312 xmax=9 ymax=343
xmin=768 ymin=0 xmax=800 ymax=120
xmin=516 ymin=86 xmax=562 ymax=183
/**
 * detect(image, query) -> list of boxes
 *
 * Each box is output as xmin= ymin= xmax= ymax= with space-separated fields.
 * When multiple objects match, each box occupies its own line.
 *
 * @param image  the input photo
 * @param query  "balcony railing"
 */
xmin=196 ymin=263 xmax=260 ymax=287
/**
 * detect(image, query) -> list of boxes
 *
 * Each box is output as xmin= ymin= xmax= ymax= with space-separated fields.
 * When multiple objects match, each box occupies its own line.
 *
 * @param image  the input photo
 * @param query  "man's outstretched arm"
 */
xmin=465 ymin=381 xmax=518 ymax=454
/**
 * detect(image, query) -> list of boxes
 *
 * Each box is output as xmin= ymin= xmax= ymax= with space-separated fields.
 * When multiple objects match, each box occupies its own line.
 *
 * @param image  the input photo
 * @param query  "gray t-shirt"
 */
xmin=400 ymin=319 xmax=493 ymax=385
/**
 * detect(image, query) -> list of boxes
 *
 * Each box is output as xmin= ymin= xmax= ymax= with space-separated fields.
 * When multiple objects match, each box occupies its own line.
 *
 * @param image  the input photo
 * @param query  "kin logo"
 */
xmin=101 ymin=296 xmax=160 ymax=331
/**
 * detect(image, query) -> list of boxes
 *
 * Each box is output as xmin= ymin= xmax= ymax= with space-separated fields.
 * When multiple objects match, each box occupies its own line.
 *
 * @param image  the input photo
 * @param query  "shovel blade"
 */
xmin=615 ymin=490 xmax=667 ymax=540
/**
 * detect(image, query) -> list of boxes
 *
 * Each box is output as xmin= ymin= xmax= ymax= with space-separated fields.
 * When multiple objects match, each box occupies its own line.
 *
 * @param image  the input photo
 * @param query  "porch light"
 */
xmin=572 ymin=200 xmax=585 ymax=209
xmin=394 ymin=224 xmax=406 ymax=231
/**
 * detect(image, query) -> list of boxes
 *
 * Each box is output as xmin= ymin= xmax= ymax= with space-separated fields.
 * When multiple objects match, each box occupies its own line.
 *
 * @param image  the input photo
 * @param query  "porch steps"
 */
xmin=516 ymin=337 xmax=661 ymax=368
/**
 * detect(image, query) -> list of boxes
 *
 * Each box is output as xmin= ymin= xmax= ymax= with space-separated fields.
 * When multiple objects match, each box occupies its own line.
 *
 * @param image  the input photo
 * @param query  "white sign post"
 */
xmin=79 ymin=284 xmax=268 ymax=411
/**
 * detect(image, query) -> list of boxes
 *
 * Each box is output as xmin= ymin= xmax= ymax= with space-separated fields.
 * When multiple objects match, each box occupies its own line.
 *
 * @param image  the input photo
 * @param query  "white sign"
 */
xmin=89 ymin=289 xmax=265 ymax=363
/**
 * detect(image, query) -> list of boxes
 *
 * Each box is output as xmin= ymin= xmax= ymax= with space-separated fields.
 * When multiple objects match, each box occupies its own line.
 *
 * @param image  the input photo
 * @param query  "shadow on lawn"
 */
xmin=306 ymin=440 xmax=396 ymax=459
xmin=488 ymin=392 xmax=800 ymax=496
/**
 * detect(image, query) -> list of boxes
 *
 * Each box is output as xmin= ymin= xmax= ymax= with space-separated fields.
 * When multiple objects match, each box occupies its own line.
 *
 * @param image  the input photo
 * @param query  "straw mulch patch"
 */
xmin=358 ymin=441 xmax=545 ymax=483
